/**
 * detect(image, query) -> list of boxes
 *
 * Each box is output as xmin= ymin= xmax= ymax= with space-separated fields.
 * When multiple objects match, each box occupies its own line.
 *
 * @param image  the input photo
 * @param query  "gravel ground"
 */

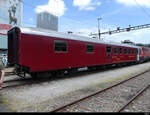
xmin=0 ymin=62 xmax=150 ymax=112
xmin=5 ymin=67 xmax=14 ymax=73
xmin=123 ymin=88 xmax=150 ymax=112
xmin=60 ymin=71 xmax=150 ymax=112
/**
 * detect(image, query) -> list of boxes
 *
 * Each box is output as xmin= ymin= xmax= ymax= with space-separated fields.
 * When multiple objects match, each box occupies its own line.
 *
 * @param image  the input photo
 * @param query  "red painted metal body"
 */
xmin=8 ymin=27 xmax=140 ymax=74
xmin=140 ymin=46 xmax=150 ymax=61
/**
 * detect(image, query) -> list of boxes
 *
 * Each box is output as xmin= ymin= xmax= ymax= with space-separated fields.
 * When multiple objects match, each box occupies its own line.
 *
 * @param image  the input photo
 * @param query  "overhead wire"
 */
xmin=134 ymin=0 xmax=150 ymax=19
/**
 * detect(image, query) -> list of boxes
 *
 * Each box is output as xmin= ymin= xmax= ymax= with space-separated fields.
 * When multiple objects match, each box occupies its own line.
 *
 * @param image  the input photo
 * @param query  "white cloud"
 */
xmin=73 ymin=0 xmax=101 ymax=11
xmin=116 ymin=0 xmax=150 ymax=8
xmin=35 ymin=0 xmax=67 ymax=17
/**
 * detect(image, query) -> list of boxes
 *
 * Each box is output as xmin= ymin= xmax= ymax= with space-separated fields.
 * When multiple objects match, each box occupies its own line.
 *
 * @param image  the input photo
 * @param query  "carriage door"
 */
xmin=106 ymin=46 xmax=112 ymax=64
xmin=8 ymin=27 xmax=18 ymax=65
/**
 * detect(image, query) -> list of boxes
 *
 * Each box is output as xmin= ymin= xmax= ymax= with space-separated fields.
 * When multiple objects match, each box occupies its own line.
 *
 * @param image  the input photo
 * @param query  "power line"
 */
xmin=134 ymin=0 xmax=150 ymax=19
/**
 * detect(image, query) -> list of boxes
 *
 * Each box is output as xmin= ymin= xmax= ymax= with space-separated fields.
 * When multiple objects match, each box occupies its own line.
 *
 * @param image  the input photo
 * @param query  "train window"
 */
xmin=54 ymin=40 xmax=67 ymax=52
xmin=136 ymin=49 xmax=138 ymax=54
xmin=86 ymin=44 xmax=94 ymax=53
xmin=129 ymin=49 xmax=132 ymax=54
xmin=119 ymin=48 xmax=123 ymax=54
xmin=124 ymin=48 xmax=127 ymax=54
xmin=139 ymin=49 xmax=142 ymax=55
xmin=132 ymin=49 xmax=135 ymax=54
xmin=113 ymin=48 xmax=118 ymax=55
xmin=106 ymin=46 xmax=111 ymax=53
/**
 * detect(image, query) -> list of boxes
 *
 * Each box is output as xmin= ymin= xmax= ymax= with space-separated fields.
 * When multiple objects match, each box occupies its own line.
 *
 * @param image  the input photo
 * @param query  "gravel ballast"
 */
xmin=61 ymin=70 xmax=150 ymax=112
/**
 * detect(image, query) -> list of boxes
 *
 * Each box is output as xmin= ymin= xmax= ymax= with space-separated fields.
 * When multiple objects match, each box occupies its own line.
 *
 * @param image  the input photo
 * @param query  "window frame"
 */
xmin=129 ymin=48 xmax=132 ymax=54
xmin=132 ymin=49 xmax=135 ymax=54
xmin=86 ymin=44 xmax=94 ymax=53
xmin=124 ymin=48 xmax=127 ymax=55
xmin=119 ymin=48 xmax=123 ymax=55
xmin=54 ymin=40 xmax=68 ymax=53
xmin=106 ymin=46 xmax=111 ymax=54
xmin=113 ymin=47 xmax=118 ymax=55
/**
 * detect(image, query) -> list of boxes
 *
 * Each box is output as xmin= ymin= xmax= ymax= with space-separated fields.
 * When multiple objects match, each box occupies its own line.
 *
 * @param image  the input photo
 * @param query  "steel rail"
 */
xmin=0 ymin=78 xmax=54 ymax=90
xmin=118 ymin=85 xmax=150 ymax=112
xmin=3 ymin=78 xmax=22 ymax=83
xmin=0 ymin=66 xmax=124 ymax=90
xmin=1 ymin=64 xmax=134 ymax=90
xmin=50 ymin=69 xmax=150 ymax=112
xmin=5 ymin=72 xmax=15 ymax=76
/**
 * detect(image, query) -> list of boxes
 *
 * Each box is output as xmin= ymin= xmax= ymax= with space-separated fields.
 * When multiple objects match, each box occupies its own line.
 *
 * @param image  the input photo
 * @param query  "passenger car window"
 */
xmin=124 ymin=48 xmax=127 ymax=54
xmin=129 ymin=49 xmax=132 ymax=54
xmin=132 ymin=49 xmax=135 ymax=54
xmin=106 ymin=46 xmax=111 ymax=53
xmin=119 ymin=48 xmax=123 ymax=54
xmin=86 ymin=44 xmax=94 ymax=53
xmin=54 ymin=40 xmax=67 ymax=52
xmin=113 ymin=48 xmax=117 ymax=55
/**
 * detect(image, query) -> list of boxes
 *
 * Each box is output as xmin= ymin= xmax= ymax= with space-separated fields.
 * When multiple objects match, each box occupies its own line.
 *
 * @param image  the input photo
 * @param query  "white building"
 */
xmin=0 ymin=0 xmax=22 ymax=26
xmin=36 ymin=12 xmax=58 ymax=31
xmin=0 ymin=0 xmax=23 ymax=54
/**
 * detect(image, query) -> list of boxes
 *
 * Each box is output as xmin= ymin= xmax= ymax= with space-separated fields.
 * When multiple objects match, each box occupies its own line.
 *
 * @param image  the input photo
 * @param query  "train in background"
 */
xmin=140 ymin=46 xmax=150 ymax=62
xmin=7 ymin=27 xmax=150 ymax=77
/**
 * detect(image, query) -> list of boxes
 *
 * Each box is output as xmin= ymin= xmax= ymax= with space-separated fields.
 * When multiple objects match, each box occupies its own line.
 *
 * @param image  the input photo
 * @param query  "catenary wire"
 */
xmin=134 ymin=0 xmax=150 ymax=19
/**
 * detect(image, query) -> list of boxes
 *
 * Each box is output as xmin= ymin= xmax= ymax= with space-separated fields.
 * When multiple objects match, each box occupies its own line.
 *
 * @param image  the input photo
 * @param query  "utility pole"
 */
xmin=97 ymin=17 xmax=102 ymax=39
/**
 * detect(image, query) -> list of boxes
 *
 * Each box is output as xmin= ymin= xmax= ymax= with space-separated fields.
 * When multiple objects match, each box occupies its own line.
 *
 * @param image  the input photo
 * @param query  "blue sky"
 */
xmin=22 ymin=0 xmax=150 ymax=44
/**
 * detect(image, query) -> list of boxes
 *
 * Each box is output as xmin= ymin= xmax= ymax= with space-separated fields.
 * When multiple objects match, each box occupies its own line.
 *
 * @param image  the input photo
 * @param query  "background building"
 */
xmin=0 ymin=24 xmax=12 ymax=55
xmin=0 ymin=0 xmax=23 ymax=55
xmin=36 ymin=12 xmax=58 ymax=31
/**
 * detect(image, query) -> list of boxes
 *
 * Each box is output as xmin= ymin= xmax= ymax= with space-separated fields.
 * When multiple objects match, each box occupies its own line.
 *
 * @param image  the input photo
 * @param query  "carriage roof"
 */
xmin=17 ymin=27 xmax=140 ymax=49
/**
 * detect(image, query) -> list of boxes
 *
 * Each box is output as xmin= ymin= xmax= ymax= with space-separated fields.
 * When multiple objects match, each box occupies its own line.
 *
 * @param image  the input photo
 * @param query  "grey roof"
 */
xmin=18 ymin=27 xmax=140 ymax=49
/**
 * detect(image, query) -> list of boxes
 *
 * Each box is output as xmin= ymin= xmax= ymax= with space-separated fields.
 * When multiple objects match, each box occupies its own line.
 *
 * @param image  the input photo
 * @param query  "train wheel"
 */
xmin=51 ymin=71 xmax=65 ymax=78
xmin=116 ymin=63 xmax=122 ymax=68
xmin=106 ymin=64 xmax=113 ymax=69
xmin=101 ymin=65 xmax=106 ymax=70
xmin=57 ymin=70 xmax=65 ymax=77
xmin=88 ymin=66 xmax=97 ymax=71
xmin=67 ymin=68 xmax=78 ymax=76
xmin=31 ymin=72 xmax=38 ymax=79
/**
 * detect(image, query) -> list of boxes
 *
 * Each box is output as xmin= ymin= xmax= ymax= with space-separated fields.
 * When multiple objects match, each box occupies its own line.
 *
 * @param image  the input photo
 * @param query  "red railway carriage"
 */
xmin=8 ymin=27 xmax=140 ymax=77
xmin=140 ymin=46 xmax=150 ymax=62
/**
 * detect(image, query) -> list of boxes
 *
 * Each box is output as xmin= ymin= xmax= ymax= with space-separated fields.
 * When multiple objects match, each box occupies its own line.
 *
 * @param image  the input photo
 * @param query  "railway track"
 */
xmin=50 ymin=69 xmax=150 ymax=112
xmin=1 ymin=77 xmax=57 ymax=90
xmin=5 ymin=72 xmax=15 ymax=76
xmin=1 ymin=64 xmax=133 ymax=90
xmin=118 ymin=85 xmax=150 ymax=112
xmin=4 ymin=67 xmax=15 ymax=76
